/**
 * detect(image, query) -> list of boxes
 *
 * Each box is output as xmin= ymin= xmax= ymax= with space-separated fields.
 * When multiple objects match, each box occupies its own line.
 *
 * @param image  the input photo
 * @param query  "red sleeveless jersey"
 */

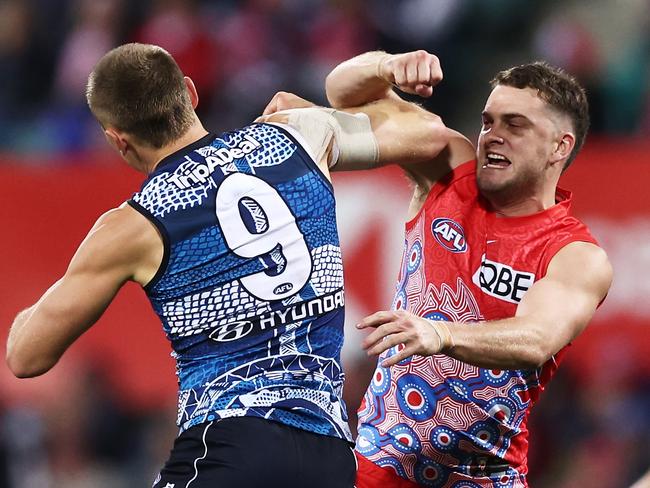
xmin=355 ymin=161 xmax=598 ymax=487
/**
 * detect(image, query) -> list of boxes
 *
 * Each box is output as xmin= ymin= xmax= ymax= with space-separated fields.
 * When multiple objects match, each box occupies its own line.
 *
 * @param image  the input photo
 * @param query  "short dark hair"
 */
xmin=86 ymin=43 xmax=195 ymax=148
xmin=491 ymin=61 xmax=589 ymax=170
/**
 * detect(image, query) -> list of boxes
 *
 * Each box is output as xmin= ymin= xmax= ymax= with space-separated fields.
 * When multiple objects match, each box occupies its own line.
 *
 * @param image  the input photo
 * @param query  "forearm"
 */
xmin=6 ymin=277 xmax=105 ymax=378
xmin=345 ymin=98 xmax=450 ymax=168
xmin=363 ymin=246 xmax=609 ymax=370
xmin=6 ymin=288 xmax=64 ymax=377
xmin=451 ymin=247 xmax=612 ymax=371
xmin=446 ymin=317 xmax=555 ymax=370
xmin=326 ymin=51 xmax=394 ymax=108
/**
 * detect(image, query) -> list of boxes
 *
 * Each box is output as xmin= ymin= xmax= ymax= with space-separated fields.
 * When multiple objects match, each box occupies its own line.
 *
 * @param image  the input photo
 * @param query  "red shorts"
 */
xmin=355 ymin=452 xmax=420 ymax=488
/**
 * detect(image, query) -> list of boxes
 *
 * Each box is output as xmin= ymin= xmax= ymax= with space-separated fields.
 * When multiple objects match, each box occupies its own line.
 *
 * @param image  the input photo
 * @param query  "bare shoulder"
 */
xmin=75 ymin=203 xmax=164 ymax=286
xmin=550 ymin=241 xmax=611 ymax=272
xmin=548 ymin=241 xmax=613 ymax=297
xmin=90 ymin=203 xmax=158 ymax=250
xmin=446 ymin=128 xmax=476 ymax=170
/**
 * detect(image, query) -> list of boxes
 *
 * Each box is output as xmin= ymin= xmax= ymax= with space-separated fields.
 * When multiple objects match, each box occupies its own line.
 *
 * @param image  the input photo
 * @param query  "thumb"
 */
xmin=415 ymin=84 xmax=433 ymax=98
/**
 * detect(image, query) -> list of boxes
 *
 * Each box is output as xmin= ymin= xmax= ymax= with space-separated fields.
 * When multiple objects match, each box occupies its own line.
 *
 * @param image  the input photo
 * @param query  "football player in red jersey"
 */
xmin=333 ymin=50 xmax=612 ymax=488
xmin=264 ymin=50 xmax=613 ymax=487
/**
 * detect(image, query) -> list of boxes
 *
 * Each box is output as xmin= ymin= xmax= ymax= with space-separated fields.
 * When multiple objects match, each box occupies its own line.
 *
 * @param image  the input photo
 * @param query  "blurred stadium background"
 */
xmin=1 ymin=0 xmax=649 ymax=486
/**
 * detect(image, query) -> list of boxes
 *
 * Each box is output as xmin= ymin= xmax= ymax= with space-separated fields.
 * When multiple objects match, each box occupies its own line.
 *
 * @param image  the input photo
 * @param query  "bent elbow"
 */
xmin=325 ymin=72 xmax=363 ymax=109
xmin=324 ymin=74 xmax=343 ymax=108
xmin=518 ymin=342 xmax=556 ymax=370
xmin=6 ymin=351 xmax=51 ymax=378
xmin=518 ymin=352 xmax=548 ymax=370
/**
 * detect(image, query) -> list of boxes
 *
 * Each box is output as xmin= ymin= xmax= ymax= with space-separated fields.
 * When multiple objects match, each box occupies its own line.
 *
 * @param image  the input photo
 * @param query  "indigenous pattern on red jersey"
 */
xmin=356 ymin=161 xmax=598 ymax=487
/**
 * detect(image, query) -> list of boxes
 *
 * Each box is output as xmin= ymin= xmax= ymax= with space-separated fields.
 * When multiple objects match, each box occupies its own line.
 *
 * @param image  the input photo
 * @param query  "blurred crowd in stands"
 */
xmin=1 ymin=0 xmax=649 ymax=155
xmin=2 ymin=0 xmax=650 ymax=487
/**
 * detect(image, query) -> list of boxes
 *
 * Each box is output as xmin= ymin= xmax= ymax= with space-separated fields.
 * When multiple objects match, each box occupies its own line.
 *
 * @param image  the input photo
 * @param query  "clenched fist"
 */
xmin=377 ymin=50 xmax=443 ymax=98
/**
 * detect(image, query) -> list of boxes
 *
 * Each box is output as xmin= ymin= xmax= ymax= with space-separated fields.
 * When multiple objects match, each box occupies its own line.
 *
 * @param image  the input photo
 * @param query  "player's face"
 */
xmin=476 ymin=85 xmax=562 ymax=205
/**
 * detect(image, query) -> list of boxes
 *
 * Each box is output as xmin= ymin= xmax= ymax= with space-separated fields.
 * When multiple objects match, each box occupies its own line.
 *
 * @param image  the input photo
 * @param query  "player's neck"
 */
xmin=488 ymin=187 xmax=558 ymax=217
xmin=145 ymin=122 xmax=209 ymax=174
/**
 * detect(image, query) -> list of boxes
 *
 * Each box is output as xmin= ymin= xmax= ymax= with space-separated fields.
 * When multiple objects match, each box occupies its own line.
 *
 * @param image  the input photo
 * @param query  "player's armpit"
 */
xmin=6 ymin=205 xmax=163 ymax=378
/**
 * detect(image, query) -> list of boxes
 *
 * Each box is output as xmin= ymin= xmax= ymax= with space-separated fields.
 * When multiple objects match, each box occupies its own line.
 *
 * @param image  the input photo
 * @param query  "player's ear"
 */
xmin=549 ymin=132 xmax=575 ymax=168
xmin=104 ymin=128 xmax=128 ymax=157
xmin=184 ymin=76 xmax=199 ymax=109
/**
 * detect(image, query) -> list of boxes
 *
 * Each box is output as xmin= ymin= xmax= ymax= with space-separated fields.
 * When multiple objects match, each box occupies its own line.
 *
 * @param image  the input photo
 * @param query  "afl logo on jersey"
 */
xmin=273 ymin=283 xmax=293 ymax=295
xmin=431 ymin=218 xmax=468 ymax=253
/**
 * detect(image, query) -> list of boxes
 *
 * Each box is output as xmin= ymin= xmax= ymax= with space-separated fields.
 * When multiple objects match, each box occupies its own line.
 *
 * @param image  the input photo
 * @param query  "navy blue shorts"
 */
xmin=152 ymin=416 xmax=356 ymax=488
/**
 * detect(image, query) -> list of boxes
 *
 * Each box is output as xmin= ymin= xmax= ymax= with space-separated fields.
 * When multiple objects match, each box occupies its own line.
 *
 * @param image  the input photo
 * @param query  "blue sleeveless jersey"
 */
xmin=128 ymin=123 xmax=351 ymax=442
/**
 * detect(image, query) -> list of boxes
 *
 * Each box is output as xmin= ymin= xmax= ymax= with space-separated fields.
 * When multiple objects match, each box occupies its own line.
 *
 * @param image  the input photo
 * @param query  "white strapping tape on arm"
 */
xmin=277 ymin=107 xmax=379 ymax=170
xmin=328 ymin=110 xmax=379 ymax=169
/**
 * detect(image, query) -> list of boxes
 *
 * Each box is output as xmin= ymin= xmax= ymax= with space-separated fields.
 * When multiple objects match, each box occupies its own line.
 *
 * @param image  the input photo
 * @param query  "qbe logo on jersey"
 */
xmin=431 ymin=218 xmax=468 ymax=253
xmin=472 ymin=254 xmax=535 ymax=304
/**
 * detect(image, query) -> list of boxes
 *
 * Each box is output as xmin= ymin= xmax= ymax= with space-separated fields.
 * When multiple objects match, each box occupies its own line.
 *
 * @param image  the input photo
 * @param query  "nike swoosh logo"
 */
xmin=487 ymin=240 xmax=497 ymax=244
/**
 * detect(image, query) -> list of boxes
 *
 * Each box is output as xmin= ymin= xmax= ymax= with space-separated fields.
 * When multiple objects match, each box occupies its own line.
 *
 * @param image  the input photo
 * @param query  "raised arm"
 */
xmin=259 ymin=93 xmax=474 ymax=195
xmin=262 ymin=51 xmax=473 ymax=198
xmin=6 ymin=204 xmax=162 ymax=377
xmin=325 ymin=50 xmax=443 ymax=108
xmin=359 ymin=241 xmax=613 ymax=369
xmin=344 ymin=98 xmax=474 ymax=200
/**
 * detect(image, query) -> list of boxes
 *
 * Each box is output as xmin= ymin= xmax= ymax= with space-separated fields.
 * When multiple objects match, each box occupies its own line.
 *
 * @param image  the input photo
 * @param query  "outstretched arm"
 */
xmin=6 ymin=204 xmax=162 ymax=377
xmin=325 ymin=50 xmax=443 ymax=108
xmin=359 ymin=242 xmax=613 ymax=369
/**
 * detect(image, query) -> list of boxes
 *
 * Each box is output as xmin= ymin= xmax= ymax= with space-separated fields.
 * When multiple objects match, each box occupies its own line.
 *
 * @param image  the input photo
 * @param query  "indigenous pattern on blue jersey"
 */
xmin=129 ymin=124 xmax=350 ymax=442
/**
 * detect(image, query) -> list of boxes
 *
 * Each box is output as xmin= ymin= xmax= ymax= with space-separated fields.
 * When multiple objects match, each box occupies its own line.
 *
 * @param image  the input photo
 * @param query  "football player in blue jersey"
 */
xmin=6 ymin=43 xmax=448 ymax=487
